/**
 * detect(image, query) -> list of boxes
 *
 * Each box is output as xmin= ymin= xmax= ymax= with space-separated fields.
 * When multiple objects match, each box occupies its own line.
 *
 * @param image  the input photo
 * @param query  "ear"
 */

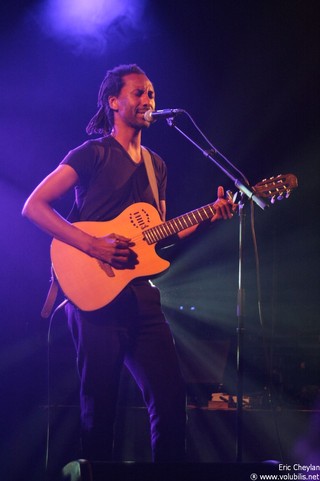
xmin=108 ymin=95 xmax=118 ymax=112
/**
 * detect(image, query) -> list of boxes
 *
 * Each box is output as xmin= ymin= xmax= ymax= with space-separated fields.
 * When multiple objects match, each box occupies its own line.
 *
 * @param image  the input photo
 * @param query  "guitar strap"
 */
xmin=41 ymin=267 xmax=59 ymax=318
xmin=141 ymin=146 xmax=164 ymax=221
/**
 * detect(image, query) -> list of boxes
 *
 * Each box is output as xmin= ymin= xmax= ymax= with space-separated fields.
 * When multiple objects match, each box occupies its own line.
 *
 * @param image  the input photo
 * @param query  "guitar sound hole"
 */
xmin=129 ymin=209 xmax=150 ymax=230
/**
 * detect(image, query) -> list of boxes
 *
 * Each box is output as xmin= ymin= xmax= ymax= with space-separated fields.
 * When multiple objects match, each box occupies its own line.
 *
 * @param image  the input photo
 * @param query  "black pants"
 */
xmin=66 ymin=281 xmax=186 ymax=462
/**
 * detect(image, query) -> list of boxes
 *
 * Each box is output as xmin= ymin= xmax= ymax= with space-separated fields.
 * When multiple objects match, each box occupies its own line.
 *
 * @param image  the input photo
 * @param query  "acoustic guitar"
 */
xmin=51 ymin=174 xmax=297 ymax=311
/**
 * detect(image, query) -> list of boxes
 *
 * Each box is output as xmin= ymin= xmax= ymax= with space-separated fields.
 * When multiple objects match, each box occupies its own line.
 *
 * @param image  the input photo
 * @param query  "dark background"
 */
xmin=0 ymin=0 xmax=319 ymax=479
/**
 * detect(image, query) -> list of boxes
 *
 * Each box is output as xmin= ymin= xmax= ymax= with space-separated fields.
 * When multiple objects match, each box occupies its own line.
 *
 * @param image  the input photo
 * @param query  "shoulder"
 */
xmin=68 ymin=136 xmax=111 ymax=156
xmin=61 ymin=136 xmax=113 ymax=167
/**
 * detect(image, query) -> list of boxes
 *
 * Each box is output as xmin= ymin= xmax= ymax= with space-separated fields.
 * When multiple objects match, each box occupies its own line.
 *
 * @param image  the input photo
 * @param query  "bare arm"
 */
xmin=22 ymin=165 xmax=134 ymax=268
xmin=22 ymin=165 xmax=95 ymax=251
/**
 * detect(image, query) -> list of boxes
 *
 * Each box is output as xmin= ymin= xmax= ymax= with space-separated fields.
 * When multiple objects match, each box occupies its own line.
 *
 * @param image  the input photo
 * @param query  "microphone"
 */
xmin=144 ymin=109 xmax=183 ymax=122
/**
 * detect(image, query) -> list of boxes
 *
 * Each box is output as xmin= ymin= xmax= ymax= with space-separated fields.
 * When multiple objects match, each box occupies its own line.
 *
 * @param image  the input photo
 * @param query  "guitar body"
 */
xmin=51 ymin=203 xmax=170 ymax=311
xmin=50 ymin=173 xmax=298 ymax=312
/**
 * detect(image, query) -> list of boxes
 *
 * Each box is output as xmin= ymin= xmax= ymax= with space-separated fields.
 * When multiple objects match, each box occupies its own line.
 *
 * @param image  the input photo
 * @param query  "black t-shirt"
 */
xmin=60 ymin=135 xmax=167 ymax=222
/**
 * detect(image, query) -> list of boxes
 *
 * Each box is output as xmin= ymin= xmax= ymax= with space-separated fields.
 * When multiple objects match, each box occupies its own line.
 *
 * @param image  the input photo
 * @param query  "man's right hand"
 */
xmin=88 ymin=233 xmax=138 ymax=269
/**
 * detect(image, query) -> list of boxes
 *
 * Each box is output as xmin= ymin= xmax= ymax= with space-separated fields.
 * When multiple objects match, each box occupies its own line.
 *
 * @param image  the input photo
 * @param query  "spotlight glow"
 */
xmin=35 ymin=0 xmax=147 ymax=52
xmin=45 ymin=0 xmax=130 ymax=36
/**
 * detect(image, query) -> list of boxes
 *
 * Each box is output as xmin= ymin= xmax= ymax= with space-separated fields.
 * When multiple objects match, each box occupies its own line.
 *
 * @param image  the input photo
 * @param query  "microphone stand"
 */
xmin=166 ymin=116 xmax=268 ymax=463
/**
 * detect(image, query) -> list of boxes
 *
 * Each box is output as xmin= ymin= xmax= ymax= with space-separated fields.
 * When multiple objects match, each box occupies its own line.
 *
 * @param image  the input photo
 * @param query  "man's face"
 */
xmin=110 ymin=73 xmax=156 ymax=128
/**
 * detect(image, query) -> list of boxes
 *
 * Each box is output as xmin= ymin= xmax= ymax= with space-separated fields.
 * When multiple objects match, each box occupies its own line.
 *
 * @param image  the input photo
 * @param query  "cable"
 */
xmin=45 ymin=299 xmax=68 ymax=474
xmin=179 ymin=110 xmax=250 ymax=186
xmin=249 ymin=201 xmax=284 ymax=462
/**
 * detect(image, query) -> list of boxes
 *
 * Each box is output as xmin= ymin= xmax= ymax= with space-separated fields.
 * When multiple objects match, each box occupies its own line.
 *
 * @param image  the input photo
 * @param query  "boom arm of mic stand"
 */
xmin=234 ymin=179 xmax=268 ymax=210
xmin=166 ymin=119 xmax=268 ymax=210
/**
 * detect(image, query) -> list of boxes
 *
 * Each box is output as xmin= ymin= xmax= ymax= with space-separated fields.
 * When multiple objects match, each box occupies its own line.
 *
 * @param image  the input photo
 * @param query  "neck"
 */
xmin=111 ymin=127 xmax=142 ymax=164
xmin=111 ymin=124 xmax=141 ymax=144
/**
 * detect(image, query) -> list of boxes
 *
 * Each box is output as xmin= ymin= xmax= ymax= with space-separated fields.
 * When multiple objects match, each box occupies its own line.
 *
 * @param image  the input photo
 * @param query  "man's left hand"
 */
xmin=211 ymin=185 xmax=236 ymax=221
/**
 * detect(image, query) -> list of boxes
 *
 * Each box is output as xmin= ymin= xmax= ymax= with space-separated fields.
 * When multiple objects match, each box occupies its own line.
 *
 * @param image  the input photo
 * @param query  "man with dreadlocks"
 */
xmin=23 ymin=64 xmax=233 ymax=463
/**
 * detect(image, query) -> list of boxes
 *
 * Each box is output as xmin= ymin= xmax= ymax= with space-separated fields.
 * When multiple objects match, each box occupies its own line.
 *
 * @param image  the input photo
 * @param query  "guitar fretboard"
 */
xmin=143 ymin=203 xmax=216 ymax=245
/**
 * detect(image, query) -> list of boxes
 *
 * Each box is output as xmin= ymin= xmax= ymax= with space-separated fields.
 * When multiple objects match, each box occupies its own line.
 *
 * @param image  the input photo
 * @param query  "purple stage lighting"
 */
xmin=35 ymin=0 xmax=147 ymax=52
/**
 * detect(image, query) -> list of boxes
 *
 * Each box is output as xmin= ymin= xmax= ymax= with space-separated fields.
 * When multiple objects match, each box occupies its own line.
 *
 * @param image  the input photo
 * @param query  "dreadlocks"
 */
xmin=86 ymin=64 xmax=146 ymax=136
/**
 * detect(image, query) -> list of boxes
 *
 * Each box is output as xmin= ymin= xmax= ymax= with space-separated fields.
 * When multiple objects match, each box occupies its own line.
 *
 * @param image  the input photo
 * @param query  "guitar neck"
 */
xmin=143 ymin=203 xmax=216 ymax=245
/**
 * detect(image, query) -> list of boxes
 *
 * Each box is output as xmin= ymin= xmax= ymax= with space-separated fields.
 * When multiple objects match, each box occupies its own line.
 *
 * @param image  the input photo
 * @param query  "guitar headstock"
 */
xmin=253 ymin=173 xmax=298 ymax=204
